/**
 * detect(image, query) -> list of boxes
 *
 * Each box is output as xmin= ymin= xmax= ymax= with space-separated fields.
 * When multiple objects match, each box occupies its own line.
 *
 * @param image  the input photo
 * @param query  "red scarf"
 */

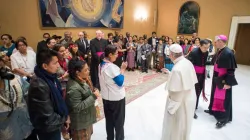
xmin=58 ymin=58 xmax=68 ymax=71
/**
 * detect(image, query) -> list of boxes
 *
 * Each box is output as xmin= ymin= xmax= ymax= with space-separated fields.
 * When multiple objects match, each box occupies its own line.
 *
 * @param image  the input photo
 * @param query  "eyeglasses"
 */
xmin=1 ymin=38 xmax=8 ymax=40
xmin=18 ymin=44 xmax=26 ymax=47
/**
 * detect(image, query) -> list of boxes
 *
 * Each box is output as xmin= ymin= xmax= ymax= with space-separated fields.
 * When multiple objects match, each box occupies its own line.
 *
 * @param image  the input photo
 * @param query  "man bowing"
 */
xmin=161 ymin=44 xmax=197 ymax=140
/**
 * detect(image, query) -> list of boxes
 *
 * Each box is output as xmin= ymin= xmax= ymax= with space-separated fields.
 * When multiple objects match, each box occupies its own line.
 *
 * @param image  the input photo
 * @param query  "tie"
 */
xmin=82 ymin=40 xmax=86 ymax=50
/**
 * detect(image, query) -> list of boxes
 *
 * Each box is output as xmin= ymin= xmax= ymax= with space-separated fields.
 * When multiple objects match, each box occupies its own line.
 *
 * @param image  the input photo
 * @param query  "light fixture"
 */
xmin=134 ymin=7 xmax=148 ymax=21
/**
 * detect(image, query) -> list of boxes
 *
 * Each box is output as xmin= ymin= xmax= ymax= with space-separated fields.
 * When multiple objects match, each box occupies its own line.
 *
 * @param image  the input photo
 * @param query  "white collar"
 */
xmin=173 ymin=56 xmax=184 ymax=64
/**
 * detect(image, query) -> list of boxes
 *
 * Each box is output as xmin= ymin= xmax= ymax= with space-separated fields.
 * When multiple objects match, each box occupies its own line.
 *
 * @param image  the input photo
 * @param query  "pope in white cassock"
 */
xmin=161 ymin=44 xmax=198 ymax=140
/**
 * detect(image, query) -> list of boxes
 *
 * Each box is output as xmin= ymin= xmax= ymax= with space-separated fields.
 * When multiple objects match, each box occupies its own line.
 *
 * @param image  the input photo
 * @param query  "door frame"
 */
xmin=228 ymin=16 xmax=250 ymax=49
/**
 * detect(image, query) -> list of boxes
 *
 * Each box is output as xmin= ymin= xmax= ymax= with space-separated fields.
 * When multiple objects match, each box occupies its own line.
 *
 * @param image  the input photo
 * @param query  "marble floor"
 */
xmin=89 ymin=65 xmax=250 ymax=140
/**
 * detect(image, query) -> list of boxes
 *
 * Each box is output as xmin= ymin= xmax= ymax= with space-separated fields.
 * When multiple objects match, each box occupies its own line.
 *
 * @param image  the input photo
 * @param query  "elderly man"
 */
xmin=60 ymin=31 xmax=73 ymax=48
xmin=161 ymin=44 xmax=197 ymax=140
xmin=204 ymin=35 xmax=238 ymax=128
xmin=90 ymin=30 xmax=108 ymax=90
xmin=75 ymin=32 xmax=89 ymax=59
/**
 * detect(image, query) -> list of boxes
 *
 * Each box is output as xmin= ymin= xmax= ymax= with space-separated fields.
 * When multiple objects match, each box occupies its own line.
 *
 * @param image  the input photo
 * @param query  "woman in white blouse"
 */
xmin=11 ymin=39 xmax=36 ymax=82
xmin=99 ymin=45 xmax=127 ymax=140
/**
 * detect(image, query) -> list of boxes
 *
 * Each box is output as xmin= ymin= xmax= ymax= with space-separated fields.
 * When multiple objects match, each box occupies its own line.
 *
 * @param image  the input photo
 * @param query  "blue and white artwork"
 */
xmin=39 ymin=0 xmax=124 ymax=28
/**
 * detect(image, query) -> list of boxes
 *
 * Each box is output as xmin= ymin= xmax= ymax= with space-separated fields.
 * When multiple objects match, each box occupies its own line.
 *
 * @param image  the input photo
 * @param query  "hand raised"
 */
xmin=121 ymin=62 xmax=128 ymax=70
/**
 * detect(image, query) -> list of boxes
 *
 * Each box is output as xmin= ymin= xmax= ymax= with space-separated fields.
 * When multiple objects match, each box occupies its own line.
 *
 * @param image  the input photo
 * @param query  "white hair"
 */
xmin=78 ymin=32 xmax=84 ymax=35
xmin=96 ymin=30 xmax=102 ymax=34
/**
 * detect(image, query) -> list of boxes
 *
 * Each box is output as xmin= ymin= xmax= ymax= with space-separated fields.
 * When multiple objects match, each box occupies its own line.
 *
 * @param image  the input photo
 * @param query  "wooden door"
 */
xmin=234 ymin=23 xmax=250 ymax=65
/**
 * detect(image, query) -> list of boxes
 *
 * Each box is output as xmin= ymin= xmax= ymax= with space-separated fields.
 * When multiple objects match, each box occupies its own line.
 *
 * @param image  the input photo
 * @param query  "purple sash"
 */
xmin=96 ymin=52 xmax=104 ymax=57
xmin=212 ymin=64 xmax=227 ymax=112
xmin=194 ymin=66 xmax=205 ymax=74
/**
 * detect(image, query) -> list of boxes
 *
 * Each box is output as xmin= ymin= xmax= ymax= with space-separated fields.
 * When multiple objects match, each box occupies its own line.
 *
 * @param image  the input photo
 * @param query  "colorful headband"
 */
xmin=69 ymin=44 xmax=74 ymax=49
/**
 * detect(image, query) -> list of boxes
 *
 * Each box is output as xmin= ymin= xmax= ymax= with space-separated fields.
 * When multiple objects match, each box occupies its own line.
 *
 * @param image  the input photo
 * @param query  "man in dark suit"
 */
xmin=75 ymin=32 xmax=89 ymax=59
xmin=37 ymin=33 xmax=50 ymax=53
xmin=113 ymin=30 xmax=119 ymax=40
xmin=124 ymin=32 xmax=130 ymax=45
xmin=123 ymin=32 xmax=130 ymax=61
xmin=147 ymin=32 xmax=158 ymax=69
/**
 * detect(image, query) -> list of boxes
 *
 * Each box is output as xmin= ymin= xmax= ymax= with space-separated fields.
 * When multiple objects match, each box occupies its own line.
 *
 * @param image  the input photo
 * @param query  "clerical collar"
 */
xmin=173 ymin=56 xmax=184 ymax=64
xmin=220 ymin=45 xmax=226 ymax=50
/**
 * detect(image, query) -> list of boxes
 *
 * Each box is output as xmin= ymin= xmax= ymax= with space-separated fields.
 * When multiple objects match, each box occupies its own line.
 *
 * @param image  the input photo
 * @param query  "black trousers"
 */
xmin=90 ymin=61 xmax=100 ymax=90
xmin=141 ymin=58 xmax=148 ymax=72
xmin=36 ymin=129 xmax=61 ymax=140
xmin=103 ymin=98 xmax=125 ymax=140
xmin=195 ymin=74 xmax=205 ymax=109
xmin=24 ymin=129 xmax=38 ymax=140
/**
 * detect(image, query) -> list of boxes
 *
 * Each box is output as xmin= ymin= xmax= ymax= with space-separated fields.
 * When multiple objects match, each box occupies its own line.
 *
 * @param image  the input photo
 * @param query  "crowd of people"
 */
xmin=0 ymin=30 xmax=238 ymax=140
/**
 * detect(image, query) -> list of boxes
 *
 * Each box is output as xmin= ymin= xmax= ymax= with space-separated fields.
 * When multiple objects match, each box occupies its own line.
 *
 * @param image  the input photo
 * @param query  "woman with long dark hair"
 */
xmin=53 ymin=44 xmax=70 ymax=98
xmin=99 ymin=45 xmax=127 ymax=140
xmin=68 ymin=43 xmax=84 ymax=60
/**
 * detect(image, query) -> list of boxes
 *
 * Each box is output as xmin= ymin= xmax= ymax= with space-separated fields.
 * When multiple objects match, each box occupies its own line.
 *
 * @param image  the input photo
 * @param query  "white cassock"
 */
xmin=161 ymin=56 xmax=198 ymax=140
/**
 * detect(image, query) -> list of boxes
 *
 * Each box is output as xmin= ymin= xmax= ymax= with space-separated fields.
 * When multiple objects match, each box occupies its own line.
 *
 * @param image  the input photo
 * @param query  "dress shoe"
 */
xmin=216 ymin=121 xmax=227 ymax=128
xmin=194 ymin=113 xmax=198 ymax=119
xmin=204 ymin=110 xmax=212 ymax=115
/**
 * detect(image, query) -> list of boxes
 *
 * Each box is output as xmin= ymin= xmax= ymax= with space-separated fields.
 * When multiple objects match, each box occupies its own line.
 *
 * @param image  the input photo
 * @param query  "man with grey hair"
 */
xmin=161 ymin=44 xmax=197 ymax=140
xmin=90 ymin=30 xmax=108 ymax=90
xmin=60 ymin=31 xmax=73 ymax=48
xmin=204 ymin=35 xmax=237 ymax=128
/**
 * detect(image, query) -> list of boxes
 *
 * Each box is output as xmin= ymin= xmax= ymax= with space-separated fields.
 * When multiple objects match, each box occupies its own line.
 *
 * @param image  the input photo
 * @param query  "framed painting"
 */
xmin=38 ymin=0 xmax=124 ymax=28
xmin=177 ymin=1 xmax=200 ymax=35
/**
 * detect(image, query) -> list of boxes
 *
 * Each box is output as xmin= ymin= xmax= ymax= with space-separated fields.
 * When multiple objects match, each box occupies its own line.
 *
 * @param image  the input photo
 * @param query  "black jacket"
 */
xmin=75 ymin=38 xmax=89 ymax=55
xmin=27 ymin=76 xmax=66 ymax=133
xmin=188 ymin=47 xmax=208 ymax=67
xmin=37 ymin=40 xmax=47 ymax=53
xmin=147 ymin=37 xmax=159 ymax=46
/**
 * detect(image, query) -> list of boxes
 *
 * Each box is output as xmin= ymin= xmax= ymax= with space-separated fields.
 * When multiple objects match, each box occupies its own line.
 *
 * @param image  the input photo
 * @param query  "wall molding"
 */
xmin=228 ymin=16 xmax=250 ymax=49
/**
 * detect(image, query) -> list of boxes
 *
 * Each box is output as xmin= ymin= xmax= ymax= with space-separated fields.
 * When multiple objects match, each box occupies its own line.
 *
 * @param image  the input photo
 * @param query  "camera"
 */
xmin=0 ymin=67 xmax=15 ymax=80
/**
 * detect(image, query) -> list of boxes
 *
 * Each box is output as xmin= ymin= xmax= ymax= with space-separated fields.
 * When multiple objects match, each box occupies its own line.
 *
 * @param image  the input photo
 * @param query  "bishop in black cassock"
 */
xmin=90 ymin=30 xmax=108 ymax=90
xmin=205 ymin=35 xmax=238 ymax=128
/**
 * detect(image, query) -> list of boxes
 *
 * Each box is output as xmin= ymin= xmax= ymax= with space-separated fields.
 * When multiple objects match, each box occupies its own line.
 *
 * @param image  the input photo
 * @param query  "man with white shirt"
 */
xmin=161 ymin=44 xmax=197 ymax=140
xmin=75 ymin=32 xmax=89 ymax=59
xmin=11 ymin=39 xmax=36 ymax=82
xmin=147 ymin=32 xmax=158 ymax=69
